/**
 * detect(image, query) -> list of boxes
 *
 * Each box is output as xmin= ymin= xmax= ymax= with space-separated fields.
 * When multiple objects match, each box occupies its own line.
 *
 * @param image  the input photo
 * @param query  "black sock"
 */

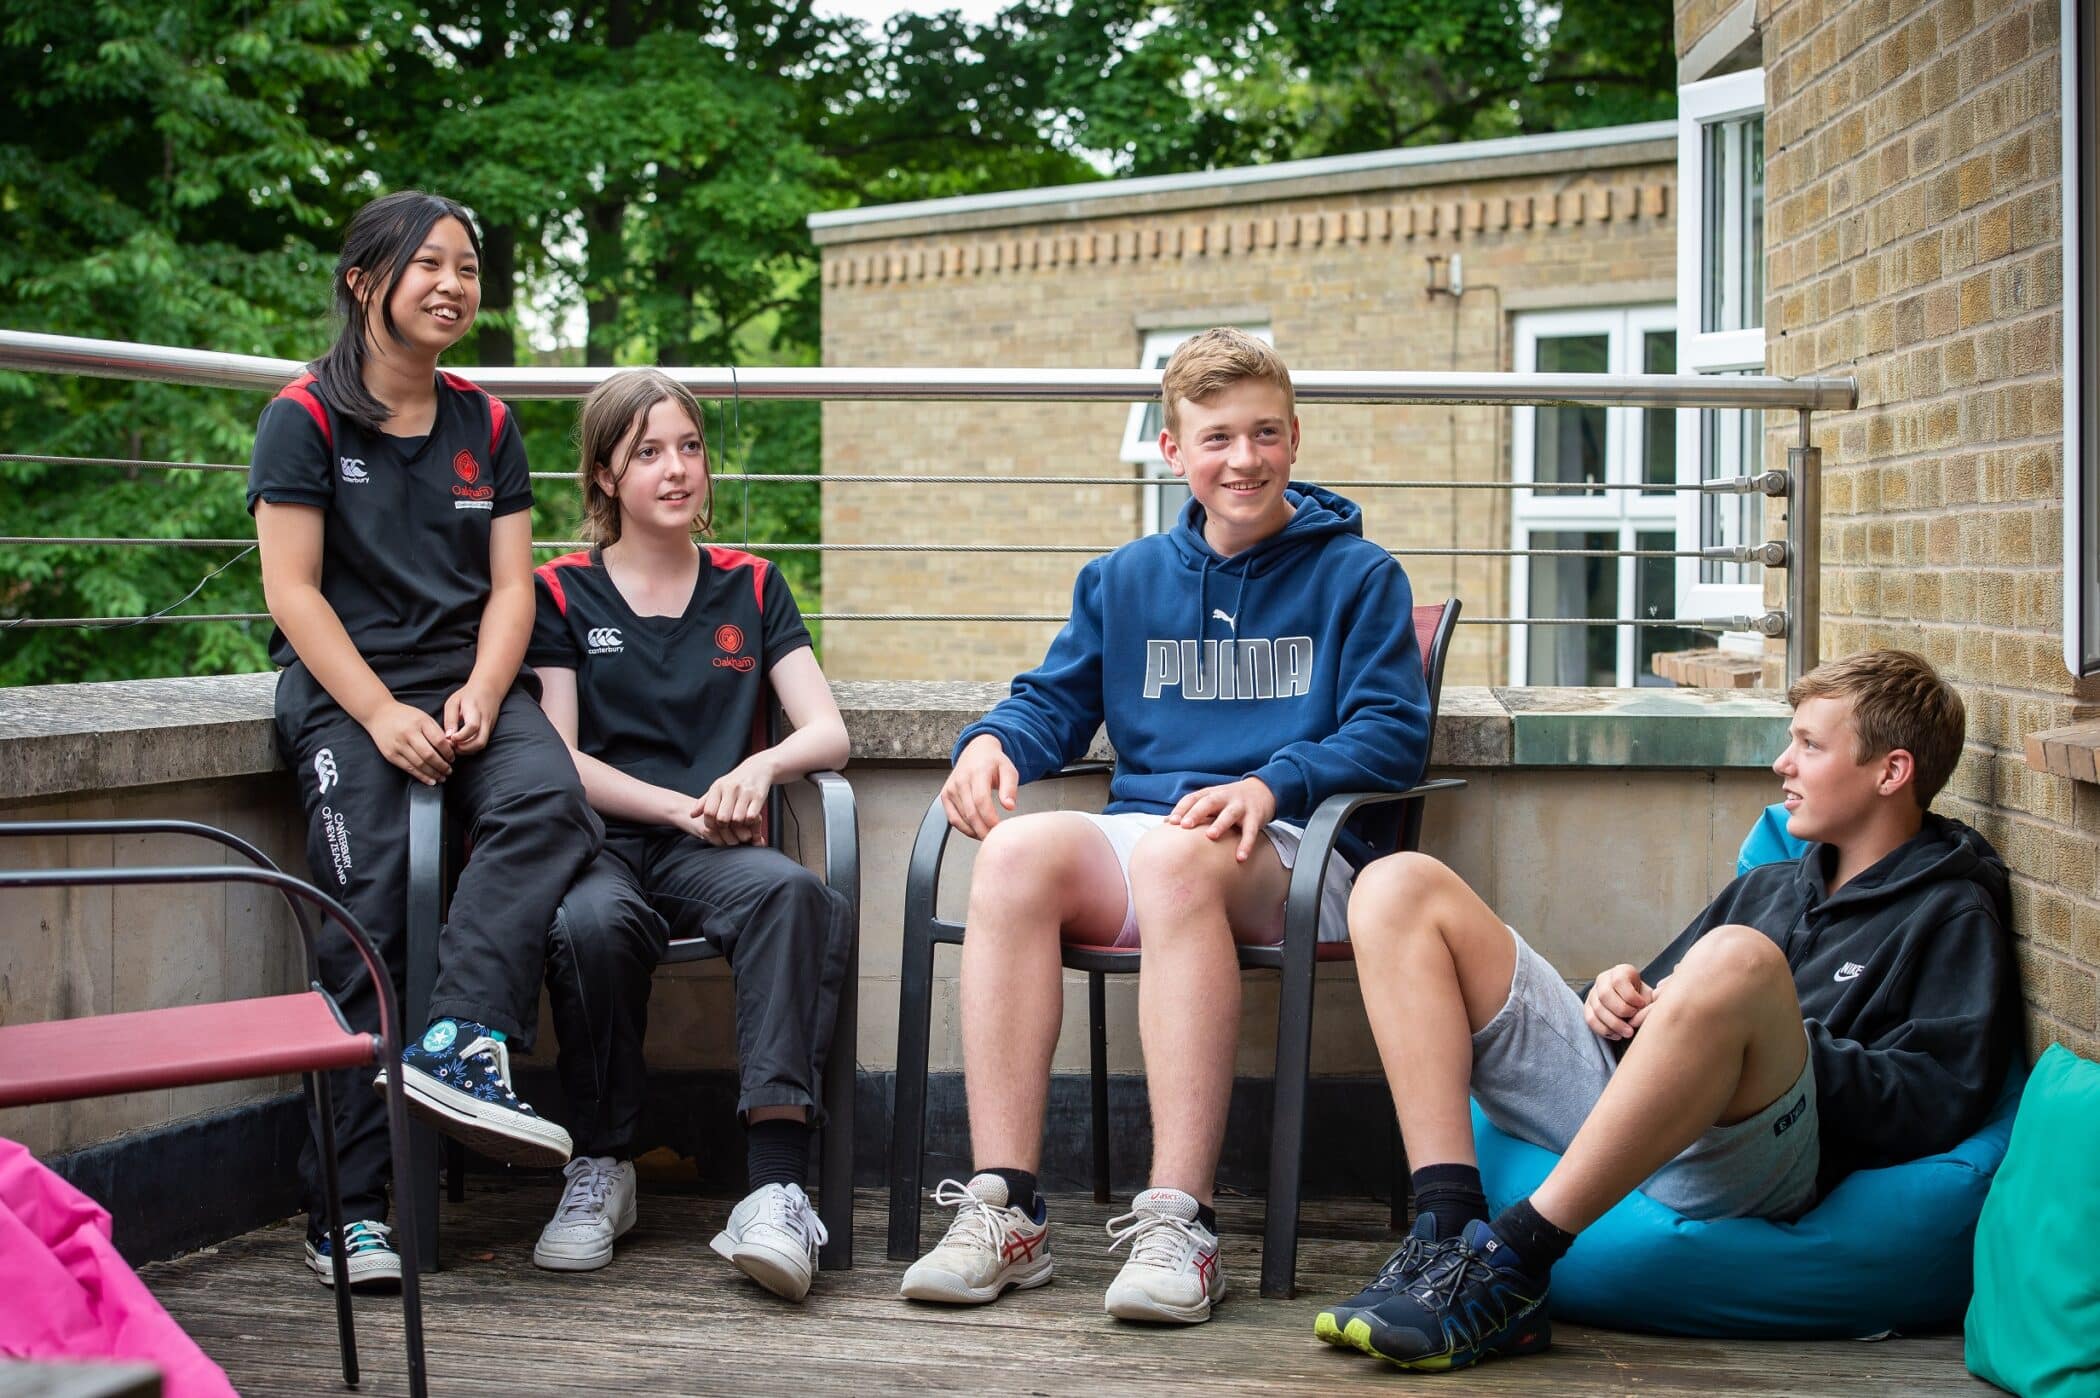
xmin=1195 ymin=1202 xmax=1218 ymax=1234
xmin=980 ymin=1167 xmax=1039 ymax=1217
xmin=1410 ymin=1162 xmax=1489 ymax=1239
xmin=745 ymin=1118 xmax=812 ymax=1191
xmin=1487 ymin=1197 xmax=1574 ymax=1281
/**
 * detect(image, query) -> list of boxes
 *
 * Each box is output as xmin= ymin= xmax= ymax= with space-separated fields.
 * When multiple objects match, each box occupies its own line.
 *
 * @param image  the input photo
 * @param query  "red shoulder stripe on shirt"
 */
xmin=707 ymin=546 xmax=770 ymax=612
xmin=533 ymin=550 xmax=593 ymax=616
xmin=274 ymin=374 xmax=331 ymax=450
xmin=437 ymin=369 xmax=508 ymax=458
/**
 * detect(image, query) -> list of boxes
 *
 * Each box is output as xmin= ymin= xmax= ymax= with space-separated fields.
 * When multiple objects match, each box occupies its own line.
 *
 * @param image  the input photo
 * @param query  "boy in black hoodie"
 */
xmin=1321 ymin=648 xmax=2018 ymax=1372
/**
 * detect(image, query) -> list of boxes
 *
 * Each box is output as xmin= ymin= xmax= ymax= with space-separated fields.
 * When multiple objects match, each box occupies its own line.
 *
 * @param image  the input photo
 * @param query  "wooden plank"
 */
xmin=139 ymin=1185 xmax=1975 ymax=1397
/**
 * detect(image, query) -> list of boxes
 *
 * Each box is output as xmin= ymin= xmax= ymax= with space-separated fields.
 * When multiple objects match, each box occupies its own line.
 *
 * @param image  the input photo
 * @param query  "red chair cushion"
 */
xmin=0 ymin=992 xmax=375 ymax=1109
xmin=1061 ymin=939 xmax=1357 ymax=962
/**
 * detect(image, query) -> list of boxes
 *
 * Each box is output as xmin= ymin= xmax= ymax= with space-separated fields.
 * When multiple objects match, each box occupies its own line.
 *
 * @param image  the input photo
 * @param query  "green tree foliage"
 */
xmin=0 ymin=0 xmax=375 ymax=682
xmin=1001 ymin=0 xmax=1676 ymax=173
xmin=0 ymin=0 xmax=1673 ymax=684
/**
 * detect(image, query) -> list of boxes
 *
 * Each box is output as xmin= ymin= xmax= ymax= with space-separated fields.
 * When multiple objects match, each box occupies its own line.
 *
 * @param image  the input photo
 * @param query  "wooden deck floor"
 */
xmin=141 ymin=1166 xmax=1986 ymax=1396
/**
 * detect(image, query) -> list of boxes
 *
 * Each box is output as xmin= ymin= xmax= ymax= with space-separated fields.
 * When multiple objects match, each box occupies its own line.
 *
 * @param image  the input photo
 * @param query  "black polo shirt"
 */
xmin=246 ymin=371 xmax=532 ymax=676
xmin=527 ymin=546 xmax=812 ymax=807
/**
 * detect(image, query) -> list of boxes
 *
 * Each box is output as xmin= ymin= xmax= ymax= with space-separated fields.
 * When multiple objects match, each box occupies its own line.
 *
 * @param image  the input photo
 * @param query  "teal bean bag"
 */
xmin=1965 ymin=1044 xmax=2100 ymax=1397
xmin=1472 ymin=1064 xmax=2026 ymax=1338
xmin=1737 ymin=801 xmax=1811 ymax=876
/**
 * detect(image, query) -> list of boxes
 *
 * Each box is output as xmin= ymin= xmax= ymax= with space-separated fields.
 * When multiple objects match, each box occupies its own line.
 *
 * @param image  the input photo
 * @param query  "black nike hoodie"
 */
xmin=1639 ymin=813 xmax=2019 ymax=1191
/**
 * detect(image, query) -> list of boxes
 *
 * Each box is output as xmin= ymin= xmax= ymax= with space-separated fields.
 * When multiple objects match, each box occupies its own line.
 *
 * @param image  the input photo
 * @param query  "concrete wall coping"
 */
xmin=0 ymin=675 xmax=1791 ymax=804
xmin=810 ymin=127 xmax=1677 ymax=246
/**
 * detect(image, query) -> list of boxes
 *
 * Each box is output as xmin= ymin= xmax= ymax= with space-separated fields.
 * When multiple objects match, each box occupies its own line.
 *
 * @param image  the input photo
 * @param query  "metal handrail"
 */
xmin=0 ymin=329 xmax=1837 ymax=676
xmin=0 ymin=329 xmax=1856 ymax=411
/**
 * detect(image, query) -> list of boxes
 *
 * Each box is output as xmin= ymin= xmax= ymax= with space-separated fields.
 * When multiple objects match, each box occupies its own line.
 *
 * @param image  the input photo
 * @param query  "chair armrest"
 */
xmin=0 ymin=817 xmax=320 ymax=974
xmin=1277 ymin=778 xmax=1469 ymax=959
xmin=800 ymin=770 xmax=860 ymax=912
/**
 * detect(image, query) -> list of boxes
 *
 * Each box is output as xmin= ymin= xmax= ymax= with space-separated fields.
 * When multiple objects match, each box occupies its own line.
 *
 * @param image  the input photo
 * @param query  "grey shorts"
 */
xmin=1472 ymin=925 xmax=1820 ymax=1222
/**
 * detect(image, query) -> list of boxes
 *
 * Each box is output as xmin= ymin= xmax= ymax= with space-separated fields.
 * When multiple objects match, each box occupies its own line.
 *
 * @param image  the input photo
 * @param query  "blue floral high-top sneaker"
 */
xmin=381 ymin=1018 xmax=573 ymax=1168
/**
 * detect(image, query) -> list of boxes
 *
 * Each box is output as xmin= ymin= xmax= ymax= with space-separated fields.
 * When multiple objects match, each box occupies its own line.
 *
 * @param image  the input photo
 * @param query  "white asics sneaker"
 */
xmin=897 ymin=1174 xmax=1054 ymax=1305
xmin=710 ymin=1182 xmax=828 ymax=1302
xmin=533 ymin=1156 xmax=637 ymax=1272
xmin=1103 ymin=1187 xmax=1226 ymax=1323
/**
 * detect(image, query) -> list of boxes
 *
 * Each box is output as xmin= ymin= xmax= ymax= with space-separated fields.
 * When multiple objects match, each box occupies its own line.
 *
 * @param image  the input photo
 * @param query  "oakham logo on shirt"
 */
xmin=712 ymin=622 xmax=755 ymax=672
xmin=452 ymin=449 xmax=494 ymax=509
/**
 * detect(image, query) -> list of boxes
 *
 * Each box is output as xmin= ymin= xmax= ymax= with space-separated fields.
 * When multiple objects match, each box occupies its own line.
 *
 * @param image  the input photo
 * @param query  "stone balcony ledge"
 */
xmin=0 ymin=674 xmax=1791 ymax=804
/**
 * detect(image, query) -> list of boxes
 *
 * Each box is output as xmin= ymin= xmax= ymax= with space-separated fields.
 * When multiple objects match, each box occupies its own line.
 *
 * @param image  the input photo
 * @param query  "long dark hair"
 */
xmin=310 ymin=190 xmax=483 ymax=432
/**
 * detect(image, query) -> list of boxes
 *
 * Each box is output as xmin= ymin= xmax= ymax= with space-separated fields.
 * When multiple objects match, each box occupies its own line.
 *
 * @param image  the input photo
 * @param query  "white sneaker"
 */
xmin=533 ymin=1156 xmax=637 ymax=1272
xmin=897 ymin=1174 xmax=1054 ymax=1305
xmin=710 ymin=1182 xmax=827 ymax=1302
xmin=304 ymin=1219 xmax=402 ymax=1289
xmin=1103 ymin=1187 xmax=1226 ymax=1323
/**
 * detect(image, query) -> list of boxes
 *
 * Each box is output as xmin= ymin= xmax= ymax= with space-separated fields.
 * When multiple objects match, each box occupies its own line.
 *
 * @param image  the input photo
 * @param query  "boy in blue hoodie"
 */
xmin=897 ymin=328 xmax=1433 ymax=1324
xmin=1322 ymin=648 xmax=2018 ymax=1372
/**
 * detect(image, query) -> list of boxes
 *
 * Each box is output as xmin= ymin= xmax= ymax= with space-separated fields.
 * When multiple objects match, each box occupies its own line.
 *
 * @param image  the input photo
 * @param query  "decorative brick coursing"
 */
xmin=1755 ymin=0 xmax=2098 ymax=1056
xmin=820 ymin=165 xmax=1677 ymax=688
xmin=822 ymin=186 xmax=1672 ymax=288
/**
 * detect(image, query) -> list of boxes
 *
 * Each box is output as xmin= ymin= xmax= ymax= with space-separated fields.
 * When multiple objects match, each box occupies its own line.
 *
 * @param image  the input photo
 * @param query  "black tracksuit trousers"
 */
xmin=275 ymin=659 xmax=602 ymax=1229
xmin=548 ymin=826 xmax=853 ymax=1160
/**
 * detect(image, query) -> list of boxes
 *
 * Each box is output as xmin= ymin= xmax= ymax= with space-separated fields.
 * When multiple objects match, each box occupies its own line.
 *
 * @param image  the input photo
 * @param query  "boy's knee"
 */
xmin=1673 ymin=924 xmax=1788 ymax=996
xmin=971 ymin=817 xmax=1075 ymax=904
xmin=1349 ymin=851 xmax=1454 ymax=924
xmin=1126 ymin=823 xmax=1235 ymax=912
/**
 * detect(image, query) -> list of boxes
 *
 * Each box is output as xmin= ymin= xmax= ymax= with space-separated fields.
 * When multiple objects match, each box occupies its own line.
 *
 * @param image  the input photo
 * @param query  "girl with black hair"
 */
xmin=248 ymin=190 xmax=602 ymax=1288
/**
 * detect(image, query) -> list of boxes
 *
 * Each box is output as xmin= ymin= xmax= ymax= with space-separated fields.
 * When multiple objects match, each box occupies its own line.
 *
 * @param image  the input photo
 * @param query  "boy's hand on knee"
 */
xmin=941 ymin=735 xmax=1018 ymax=840
xmin=362 ymin=701 xmax=454 ymax=785
xmin=1585 ymin=963 xmax=1654 ymax=1042
xmin=1168 ymin=777 xmax=1276 ymax=862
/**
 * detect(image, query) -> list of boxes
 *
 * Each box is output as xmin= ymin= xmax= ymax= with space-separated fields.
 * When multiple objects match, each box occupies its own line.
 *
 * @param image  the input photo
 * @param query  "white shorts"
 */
xmin=1072 ymin=811 xmax=1355 ymax=949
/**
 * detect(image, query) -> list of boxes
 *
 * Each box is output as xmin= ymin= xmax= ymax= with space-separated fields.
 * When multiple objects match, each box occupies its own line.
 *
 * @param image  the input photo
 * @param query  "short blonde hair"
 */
xmin=576 ymin=369 xmax=712 ymax=545
xmin=1787 ymin=649 xmax=1966 ymax=808
xmin=1159 ymin=328 xmax=1295 ymax=435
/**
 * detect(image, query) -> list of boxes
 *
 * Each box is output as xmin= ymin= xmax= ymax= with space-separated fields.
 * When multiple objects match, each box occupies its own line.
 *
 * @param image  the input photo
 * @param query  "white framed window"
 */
xmin=1676 ymin=68 xmax=1769 ymax=624
xmin=1510 ymin=307 xmax=1698 ymax=685
xmin=1122 ymin=323 xmax=1273 ymax=534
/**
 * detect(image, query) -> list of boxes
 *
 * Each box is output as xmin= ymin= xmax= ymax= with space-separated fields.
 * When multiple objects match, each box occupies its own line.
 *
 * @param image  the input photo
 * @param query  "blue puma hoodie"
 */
xmin=955 ymin=484 xmax=1432 ymax=821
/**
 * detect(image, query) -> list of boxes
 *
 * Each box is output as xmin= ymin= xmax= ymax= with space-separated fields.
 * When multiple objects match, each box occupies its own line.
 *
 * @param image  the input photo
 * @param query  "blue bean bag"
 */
xmin=1472 ymin=1063 xmax=2027 ymax=1338
xmin=1737 ymin=801 xmax=1811 ymax=876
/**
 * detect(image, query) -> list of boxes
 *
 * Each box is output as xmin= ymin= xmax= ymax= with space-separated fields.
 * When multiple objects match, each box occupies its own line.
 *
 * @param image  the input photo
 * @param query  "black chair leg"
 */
xmin=381 ymin=1064 xmax=430 ymax=1398
xmin=818 ymin=935 xmax=857 ymax=1270
xmin=887 ymin=920 xmax=936 ymax=1261
xmin=1089 ymin=970 xmax=1110 ymax=1204
xmin=310 ymin=1070 xmax=359 ymax=1388
xmin=1261 ymin=952 xmax=1319 ymax=1300
xmin=404 ymin=782 xmax=444 ymax=1274
xmin=445 ymin=1139 xmax=466 ymax=1203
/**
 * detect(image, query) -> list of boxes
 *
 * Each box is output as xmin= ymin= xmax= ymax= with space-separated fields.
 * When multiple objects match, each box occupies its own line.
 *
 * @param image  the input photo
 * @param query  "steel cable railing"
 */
xmin=0 ymin=329 xmax=1844 ymax=678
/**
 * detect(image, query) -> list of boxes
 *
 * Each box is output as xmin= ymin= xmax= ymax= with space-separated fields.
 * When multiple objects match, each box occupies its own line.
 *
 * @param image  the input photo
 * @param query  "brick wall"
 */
xmin=1757 ymin=0 xmax=2098 ymax=1057
xmin=818 ymin=152 xmax=1678 ymax=687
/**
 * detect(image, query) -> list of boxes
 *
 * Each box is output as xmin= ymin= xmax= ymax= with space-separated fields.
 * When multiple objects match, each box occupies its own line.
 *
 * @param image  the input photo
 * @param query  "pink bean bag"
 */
xmin=0 ymin=1137 xmax=235 ymax=1397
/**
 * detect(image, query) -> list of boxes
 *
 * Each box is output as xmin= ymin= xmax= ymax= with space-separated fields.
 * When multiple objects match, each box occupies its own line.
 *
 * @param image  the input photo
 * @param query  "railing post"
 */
xmin=1786 ymin=409 xmax=1821 ymax=684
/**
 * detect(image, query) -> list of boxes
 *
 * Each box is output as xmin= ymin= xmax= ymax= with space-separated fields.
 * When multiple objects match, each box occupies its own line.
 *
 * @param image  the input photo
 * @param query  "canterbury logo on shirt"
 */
xmin=1142 ymin=636 xmax=1315 ymax=700
xmin=586 ymin=627 xmax=623 ymax=654
xmin=339 ymin=458 xmax=368 ymax=483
